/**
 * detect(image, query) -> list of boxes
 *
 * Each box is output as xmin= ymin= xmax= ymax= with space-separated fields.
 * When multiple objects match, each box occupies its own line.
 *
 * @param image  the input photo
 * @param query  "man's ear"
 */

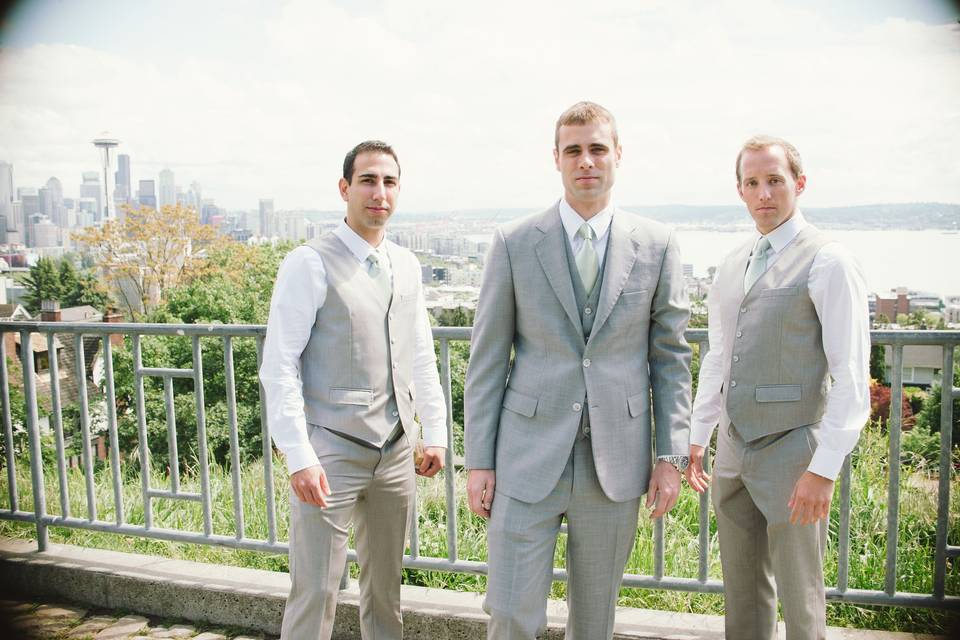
xmin=339 ymin=177 xmax=350 ymax=202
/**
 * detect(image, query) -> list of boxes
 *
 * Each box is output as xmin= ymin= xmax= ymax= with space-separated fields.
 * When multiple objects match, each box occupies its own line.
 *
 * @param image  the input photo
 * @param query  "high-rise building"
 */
xmin=42 ymin=177 xmax=65 ymax=227
xmin=259 ymin=199 xmax=274 ymax=237
xmin=114 ymin=153 xmax=131 ymax=206
xmin=159 ymin=168 xmax=176 ymax=209
xmin=189 ymin=182 xmax=202 ymax=215
xmin=0 ymin=162 xmax=12 ymax=227
xmin=80 ymin=172 xmax=102 ymax=220
xmin=138 ymin=180 xmax=157 ymax=209
xmin=31 ymin=215 xmax=58 ymax=247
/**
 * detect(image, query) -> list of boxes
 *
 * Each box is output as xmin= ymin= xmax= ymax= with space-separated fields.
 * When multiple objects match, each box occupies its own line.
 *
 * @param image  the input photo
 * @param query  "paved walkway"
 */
xmin=0 ymin=600 xmax=277 ymax=640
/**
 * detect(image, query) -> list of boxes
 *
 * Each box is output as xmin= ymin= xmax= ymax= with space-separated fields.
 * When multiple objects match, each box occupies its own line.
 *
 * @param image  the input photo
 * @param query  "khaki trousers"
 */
xmin=713 ymin=423 xmax=828 ymax=640
xmin=281 ymin=425 xmax=414 ymax=640
xmin=484 ymin=433 xmax=641 ymax=640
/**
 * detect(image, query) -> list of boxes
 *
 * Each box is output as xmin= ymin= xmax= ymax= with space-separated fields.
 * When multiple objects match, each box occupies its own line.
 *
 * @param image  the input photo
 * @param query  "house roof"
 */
xmin=0 ymin=303 xmax=31 ymax=320
xmin=14 ymin=332 xmax=64 ymax=353
xmin=60 ymin=306 xmax=103 ymax=322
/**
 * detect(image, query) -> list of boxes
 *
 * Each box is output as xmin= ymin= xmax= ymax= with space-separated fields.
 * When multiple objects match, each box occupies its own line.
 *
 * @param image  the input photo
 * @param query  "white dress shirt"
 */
xmin=260 ymin=220 xmax=448 ymax=475
xmin=691 ymin=211 xmax=871 ymax=480
xmin=559 ymin=198 xmax=614 ymax=265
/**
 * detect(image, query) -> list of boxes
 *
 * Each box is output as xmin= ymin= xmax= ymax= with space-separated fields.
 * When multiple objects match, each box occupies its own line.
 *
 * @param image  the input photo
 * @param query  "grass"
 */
xmin=1 ymin=422 xmax=958 ymax=634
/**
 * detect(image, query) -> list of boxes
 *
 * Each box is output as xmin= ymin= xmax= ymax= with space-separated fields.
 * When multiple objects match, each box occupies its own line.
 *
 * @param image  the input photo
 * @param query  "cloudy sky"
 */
xmin=1 ymin=0 xmax=958 ymax=212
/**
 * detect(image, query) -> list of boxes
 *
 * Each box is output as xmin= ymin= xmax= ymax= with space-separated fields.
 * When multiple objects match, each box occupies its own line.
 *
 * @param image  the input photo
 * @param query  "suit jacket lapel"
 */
xmin=534 ymin=205 xmax=583 ymax=338
xmin=590 ymin=211 xmax=640 ymax=339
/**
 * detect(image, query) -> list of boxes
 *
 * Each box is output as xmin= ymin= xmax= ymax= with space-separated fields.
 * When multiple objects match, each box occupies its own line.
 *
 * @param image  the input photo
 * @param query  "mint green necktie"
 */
xmin=576 ymin=223 xmax=599 ymax=294
xmin=366 ymin=251 xmax=393 ymax=303
xmin=743 ymin=236 xmax=771 ymax=293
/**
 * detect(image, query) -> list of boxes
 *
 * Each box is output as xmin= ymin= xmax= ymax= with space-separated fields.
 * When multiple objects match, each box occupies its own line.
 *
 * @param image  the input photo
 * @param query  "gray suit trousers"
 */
xmin=713 ymin=423 xmax=828 ymax=640
xmin=484 ymin=433 xmax=641 ymax=640
xmin=281 ymin=425 xmax=415 ymax=640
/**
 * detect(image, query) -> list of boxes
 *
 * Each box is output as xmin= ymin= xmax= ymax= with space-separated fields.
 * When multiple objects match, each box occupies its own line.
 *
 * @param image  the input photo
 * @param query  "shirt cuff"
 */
xmin=420 ymin=422 xmax=448 ymax=449
xmin=284 ymin=444 xmax=321 ymax=475
xmin=807 ymin=444 xmax=846 ymax=481
xmin=689 ymin=421 xmax=716 ymax=448
xmin=657 ymin=454 xmax=689 ymax=471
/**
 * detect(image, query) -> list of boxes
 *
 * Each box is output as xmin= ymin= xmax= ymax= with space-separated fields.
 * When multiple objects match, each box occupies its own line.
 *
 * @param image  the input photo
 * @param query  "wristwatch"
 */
xmin=658 ymin=455 xmax=689 ymax=473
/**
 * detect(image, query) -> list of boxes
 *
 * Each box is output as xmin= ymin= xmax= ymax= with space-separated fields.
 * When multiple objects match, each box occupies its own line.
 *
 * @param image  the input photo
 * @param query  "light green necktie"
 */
xmin=366 ymin=250 xmax=393 ymax=303
xmin=576 ymin=223 xmax=599 ymax=294
xmin=743 ymin=236 xmax=771 ymax=293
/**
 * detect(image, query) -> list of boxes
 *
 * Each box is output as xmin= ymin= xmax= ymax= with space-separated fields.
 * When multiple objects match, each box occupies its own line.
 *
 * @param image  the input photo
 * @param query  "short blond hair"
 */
xmin=554 ymin=101 xmax=619 ymax=149
xmin=736 ymin=135 xmax=803 ymax=184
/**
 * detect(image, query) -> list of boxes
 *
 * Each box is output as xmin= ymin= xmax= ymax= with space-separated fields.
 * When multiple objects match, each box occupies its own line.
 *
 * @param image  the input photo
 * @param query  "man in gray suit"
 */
xmin=260 ymin=140 xmax=448 ymax=640
xmin=686 ymin=136 xmax=870 ymax=639
xmin=464 ymin=102 xmax=692 ymax=639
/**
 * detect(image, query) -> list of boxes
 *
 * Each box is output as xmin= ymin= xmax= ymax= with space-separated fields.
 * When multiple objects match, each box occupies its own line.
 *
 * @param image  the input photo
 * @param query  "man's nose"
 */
xmin=371 ymin=181 xmax=386 ymax=200
xmin=578 ymin=154 xmax=595 ymax=169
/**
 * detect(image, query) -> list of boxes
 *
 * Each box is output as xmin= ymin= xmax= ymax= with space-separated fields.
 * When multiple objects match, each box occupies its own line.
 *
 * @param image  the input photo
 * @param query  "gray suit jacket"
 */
xmin=464 ymin=204 xmax=692 ymax=503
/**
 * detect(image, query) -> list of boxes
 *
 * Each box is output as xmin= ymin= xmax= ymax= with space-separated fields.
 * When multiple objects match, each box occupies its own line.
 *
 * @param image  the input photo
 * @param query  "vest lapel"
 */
xmin=534 ymin=207 xmax=583 ymax=336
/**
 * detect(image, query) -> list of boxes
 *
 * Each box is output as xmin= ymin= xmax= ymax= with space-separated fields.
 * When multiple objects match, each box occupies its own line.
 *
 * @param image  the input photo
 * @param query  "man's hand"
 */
xmin=788 ymin=471 xmax=834 ymax=525
xmin=290 ymin=464 xmax=332 ymax=508
xmin=685 ymin=444 xmax=711 ymax=494
xmin=467 ymin=469 xmax=496 ymax=519
xmin=646 ymin=460 xmax=681 ymax=519
xmin=417 ymin=446 xmax=446 ymax=477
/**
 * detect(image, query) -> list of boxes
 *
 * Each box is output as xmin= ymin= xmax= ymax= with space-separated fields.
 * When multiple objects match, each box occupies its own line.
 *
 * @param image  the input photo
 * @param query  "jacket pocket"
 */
xmin=330 ymin=387 xmax=374 ymax=406
xmin=627 ymin=391 xmax=650 ymax=417
xmin=619 ymin=289 xmax=649 ymax=305
xmin=755 ymin=384 xmax=801 ymax=403
xmin=502 ymin=388 xmax=538 ymax=418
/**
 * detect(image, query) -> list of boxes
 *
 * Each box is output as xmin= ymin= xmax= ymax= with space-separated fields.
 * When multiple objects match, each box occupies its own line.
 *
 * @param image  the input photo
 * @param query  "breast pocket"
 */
xmin=619 ymin=288 xmax=649 ymax=306
xmin=758 ymin=286 xmax=799 ymax=298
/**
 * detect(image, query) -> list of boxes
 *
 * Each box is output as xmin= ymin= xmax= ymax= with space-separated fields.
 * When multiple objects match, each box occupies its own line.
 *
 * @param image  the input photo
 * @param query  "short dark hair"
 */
xmin=555 ymin=101 xmax=619 ymax=150
xmin=342 ymin=140 xmax=400 ymax=184
xmin=736 ymin=135 xmax=803 ymax=184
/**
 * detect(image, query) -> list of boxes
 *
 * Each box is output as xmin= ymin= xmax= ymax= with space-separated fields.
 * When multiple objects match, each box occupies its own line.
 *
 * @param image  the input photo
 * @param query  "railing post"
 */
xmin=885 ymin=343 xmax=904 ymax=597
xmin=933 ymin=345 xmax=955 ymax=599
xmin=1 ymin=334 xmax=18 ymax=513
xmin=20 ymin=329 xmax=48 ymax=550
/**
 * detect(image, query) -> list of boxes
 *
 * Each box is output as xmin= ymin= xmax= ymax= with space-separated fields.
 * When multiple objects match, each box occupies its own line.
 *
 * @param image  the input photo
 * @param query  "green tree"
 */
xmin=21 ymin=257 xmax=62 ymax=314
xmin=870 ymin=344 xmax=886 ymax=381
xmin=914 ymin=356 xmax=960 ymax=447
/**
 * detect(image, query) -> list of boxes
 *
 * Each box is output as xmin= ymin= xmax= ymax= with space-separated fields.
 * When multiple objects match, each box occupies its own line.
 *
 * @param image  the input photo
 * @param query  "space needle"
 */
xmin=92 ymin=133 xmax=120 ymax=221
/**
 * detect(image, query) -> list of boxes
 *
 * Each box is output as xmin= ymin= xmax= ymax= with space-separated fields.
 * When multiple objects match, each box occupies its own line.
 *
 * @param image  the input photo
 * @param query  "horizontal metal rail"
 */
xmin=0 ymin=321 xmax=957 ymax=612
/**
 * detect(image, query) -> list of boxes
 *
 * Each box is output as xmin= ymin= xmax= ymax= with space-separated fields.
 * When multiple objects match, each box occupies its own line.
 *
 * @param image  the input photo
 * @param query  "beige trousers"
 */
xmin=713 ymin=423 xmax=829 ymax=640
xmin=281 ymin=425 xmax=414 ymax=640
xmin=484 ymin=433 xmax=641 ymax=640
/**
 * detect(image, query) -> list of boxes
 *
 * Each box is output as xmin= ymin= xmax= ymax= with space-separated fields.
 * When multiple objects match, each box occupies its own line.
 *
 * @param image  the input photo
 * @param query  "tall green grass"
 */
xmin=1 ymin=422 xmax=957 ymax=633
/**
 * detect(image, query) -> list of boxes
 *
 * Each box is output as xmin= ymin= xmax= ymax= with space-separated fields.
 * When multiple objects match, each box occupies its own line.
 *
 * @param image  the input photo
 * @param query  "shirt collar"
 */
xmin=333 ymin=219 xmax=387 ymax=263
xmin=558 ymin=197 xmax=614 ymax=242
xmin=758 ymin=209 xmax=808 ymax=254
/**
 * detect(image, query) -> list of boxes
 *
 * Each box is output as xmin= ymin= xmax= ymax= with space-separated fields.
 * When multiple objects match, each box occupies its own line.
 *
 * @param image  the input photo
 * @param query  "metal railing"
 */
xmin=0 ymin=321 xmax=958 ymax=611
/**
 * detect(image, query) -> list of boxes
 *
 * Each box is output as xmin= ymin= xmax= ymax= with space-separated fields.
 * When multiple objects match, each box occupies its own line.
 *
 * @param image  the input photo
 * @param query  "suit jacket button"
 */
xmin=731 ymin=380 xmax=738 ymax=388
xmin=582 ymin=358 xmax=591 ymax=367
xmin=733 ymin=355 xmax=740 ymax=362
xmin=584 ymin=307 xmax=593 ymax=315
xmin=736 ymin=330 xmax=743 ymax=338
xmin=572 ymin=402 xmax=582 ymax=412
xmin=740 ymin=307 xmax=747 ymax=313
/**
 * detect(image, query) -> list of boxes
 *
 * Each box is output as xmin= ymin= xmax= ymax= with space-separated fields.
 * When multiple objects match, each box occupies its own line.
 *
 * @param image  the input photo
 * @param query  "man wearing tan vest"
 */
xmin=260 ymin=140 xmax=447 ymax=640
xmin=686 ymin=136 xmax=870 ymax=639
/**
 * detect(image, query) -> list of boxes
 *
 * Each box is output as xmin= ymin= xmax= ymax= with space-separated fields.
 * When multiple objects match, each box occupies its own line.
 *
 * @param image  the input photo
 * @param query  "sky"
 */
xmin=0 ymin=0 xmax=958 ymax=212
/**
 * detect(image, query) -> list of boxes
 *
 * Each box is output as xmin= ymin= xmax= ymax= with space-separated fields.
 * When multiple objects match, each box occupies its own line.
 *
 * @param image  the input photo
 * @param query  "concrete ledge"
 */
xmin=0 ymin=538 xmax=943 ymax=639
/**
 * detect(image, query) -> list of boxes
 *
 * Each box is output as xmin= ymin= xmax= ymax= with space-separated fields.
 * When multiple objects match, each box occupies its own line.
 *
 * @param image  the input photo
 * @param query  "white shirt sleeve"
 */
xmin=690 ymin=270 xmax=726 ymax=448
xmin=259 ymin=246 xmax=327 ymax=475
xmin=412 ymin=271 xmax=448 ymax=448
xmin=806 ymin=243 xmax=872 ymax=480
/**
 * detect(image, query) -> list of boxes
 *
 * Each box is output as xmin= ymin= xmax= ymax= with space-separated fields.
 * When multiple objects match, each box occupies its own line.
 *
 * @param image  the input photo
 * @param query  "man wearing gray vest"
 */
xmin=464 ymin=102 xmax=692 ymax=639
xmin=686 ymin=136 xmax=870 ymax=639
xmin=260 ymin=140 xmax=447 ymax=640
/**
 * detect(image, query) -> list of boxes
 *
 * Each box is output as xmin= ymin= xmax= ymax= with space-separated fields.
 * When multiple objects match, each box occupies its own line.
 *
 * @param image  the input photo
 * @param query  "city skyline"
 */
xmin=0 ymin=0 xmax=958 ymax=211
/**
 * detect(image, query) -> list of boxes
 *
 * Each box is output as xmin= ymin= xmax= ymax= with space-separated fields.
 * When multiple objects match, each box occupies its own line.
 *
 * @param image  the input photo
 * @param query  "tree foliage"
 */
xmin=74 ymin=204 xmax=225 ymax=320
xmin=20 ymin=256 xmax=108 ymax=315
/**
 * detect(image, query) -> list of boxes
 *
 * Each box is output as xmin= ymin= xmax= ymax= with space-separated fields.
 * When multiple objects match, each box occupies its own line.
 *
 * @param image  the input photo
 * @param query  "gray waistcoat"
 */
xmin=563 ymin=227 xmax=608 ymax=340
xmin=300 ymin=234 xmax=419 ymax=446
xmin=717 ymin=226 xmax=831 ymax=441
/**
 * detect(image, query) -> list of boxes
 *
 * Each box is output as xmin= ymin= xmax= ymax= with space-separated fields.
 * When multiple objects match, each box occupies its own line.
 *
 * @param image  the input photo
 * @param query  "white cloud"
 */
xmin=0 ymin=0 xmax=958 ymax=211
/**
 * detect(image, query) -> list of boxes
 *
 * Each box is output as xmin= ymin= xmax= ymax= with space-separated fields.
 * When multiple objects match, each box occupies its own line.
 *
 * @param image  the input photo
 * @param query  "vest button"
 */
xmin=584 ymin=307 xmax=593 ymax=315
xmin=582 ymin=358 xmax=591 ymax=367
xmin=731 ymin=380 xmax=738 ymax=387
xmin=740 ymin=307 xmax=747 ymax=314
xmin=583 ymin=425 xmax=591 ymax=435
xmin=736 ymin=330 xmax=743 ymax=338
xmin=733 ymin=355 xmax=740 ymax=362
xmin=392 ymin=410 xmax=399 ymax=417
xmin=572 ymin=402 xmax=582 ymax=412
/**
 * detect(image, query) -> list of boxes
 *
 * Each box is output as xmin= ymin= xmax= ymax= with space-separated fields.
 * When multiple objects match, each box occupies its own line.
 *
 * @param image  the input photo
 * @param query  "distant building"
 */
xmin=259 ymin=199 xmax=275 ymax=237
xmin=32 ymin=218 xmax=59 ymax=247
xmin=682 ymin=263 xmax=694 ymax=278
xmin=945 ymin=295 xmax=960 ymax=326
xmin=159 ymin=168 xmax=176 ymax=209
xmin=421 ymin=264 xmax=433 ymax=284
xmin=0 ymin=162 xmax=12 ymax=225
xmin=875 ymin=287 xmax=910 ymax=321
xmin=43 ymin=177 xmax=65 ymax=228
xmin=80 ymin=172 xmax=102 ymax=220
xmin=114 ymin=153 xmax=131 ymax=205
xmin=884 ymin=345 xmax=943 ymax=387
xmin=138 ymin=180 xmax=157 ymax=209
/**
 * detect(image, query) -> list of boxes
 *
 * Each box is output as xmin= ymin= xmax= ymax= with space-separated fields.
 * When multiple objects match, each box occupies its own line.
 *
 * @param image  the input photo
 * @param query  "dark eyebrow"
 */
xmin=562 ymin=144 xmax=582 ymax=153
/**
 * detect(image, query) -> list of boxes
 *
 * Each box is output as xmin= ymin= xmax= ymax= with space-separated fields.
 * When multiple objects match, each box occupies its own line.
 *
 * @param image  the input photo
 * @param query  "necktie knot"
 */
xmin=743 ymin=236 xmax=772 ymax=293
xmin=575 ymin=223 xmax=600 ymax=294
xmin=577 ymin=223 xmax=596 ymax=241
xmin=366 ymin=251 xmax=381 ymax=273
